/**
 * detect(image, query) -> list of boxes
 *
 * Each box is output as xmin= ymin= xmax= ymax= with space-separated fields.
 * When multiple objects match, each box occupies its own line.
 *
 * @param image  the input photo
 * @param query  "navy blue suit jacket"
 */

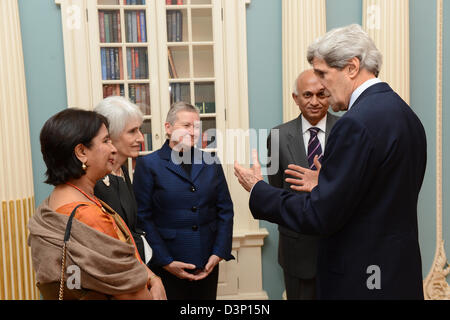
xmin=133 ymin=140 xmax=234 ymax=269
xmin=250 ymin=82 xmax=427 ymax=299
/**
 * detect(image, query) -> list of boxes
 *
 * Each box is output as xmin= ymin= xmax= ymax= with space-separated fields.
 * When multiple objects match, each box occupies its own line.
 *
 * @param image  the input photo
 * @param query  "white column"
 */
xmin=55 ymin=0 xmax=93 ymax=109
xmin=363 ymin=0 xmax=410 ymax=103
xmin=0 ymin=0 xmax=38 ymax=300
xmin=282 ymin=0 xmax=326 ymax=122
xmin=423 ymin=0 xmax=450 ymax=300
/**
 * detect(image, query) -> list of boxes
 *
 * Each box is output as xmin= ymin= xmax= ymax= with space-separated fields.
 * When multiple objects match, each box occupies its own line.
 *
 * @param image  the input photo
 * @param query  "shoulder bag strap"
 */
xmin=59 ymin=204 xmax=87 ymax=300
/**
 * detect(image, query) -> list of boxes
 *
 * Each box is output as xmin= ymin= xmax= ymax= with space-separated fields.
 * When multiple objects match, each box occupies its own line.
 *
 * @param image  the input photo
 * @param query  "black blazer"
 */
xmin=251 ymin=83 xmax=427 ymax=299
xmin=94 ymin=165 xmax=146 ymax=260
xmin=267 ymin=113 xmax=339 ymax=279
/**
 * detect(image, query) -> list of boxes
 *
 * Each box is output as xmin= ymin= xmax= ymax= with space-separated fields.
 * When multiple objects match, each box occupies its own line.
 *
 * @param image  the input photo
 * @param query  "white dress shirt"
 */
xmin=348 ymin=77 xmax=382 ymax=110
xmin=301 ymin=114 xmax=327 ymax=155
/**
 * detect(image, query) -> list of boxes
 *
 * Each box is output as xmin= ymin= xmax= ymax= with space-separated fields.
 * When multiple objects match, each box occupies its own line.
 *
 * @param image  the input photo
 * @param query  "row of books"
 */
xmin=99 ymin=10 xmax=147 ymax=43
xmin=101 ymin=47 xmax=148 ymax=80
xmin=166 ymin=0 xmax=184 ymax=4
xmin=195 ymin=102 xmax=216 ymax=114
xmin=167 ymin=10 xmax=183 ymax=42
xmin=125 ymin=11 xmax=147 ymax=43
xmin=140 ymin=121 xmax=153 ymax=151
xmin=129 ymin=84 xmax=151 ymax=115
xmin=127 ymin=47 xmax=148 ymax=79
xmin=102 ymin=83 xmax=150 ymax=115
xmin=103 ymin=84 xmax=124 ymax=98
xmin=170 ymin=83 xmax=190 ymax=103
xmin=99 ymin=11 xmax=121 ymax=43
xmin=124 ymin=0 xmax=146 ymax=4
xmin=101 ymin=48 xmax=123 ymax=80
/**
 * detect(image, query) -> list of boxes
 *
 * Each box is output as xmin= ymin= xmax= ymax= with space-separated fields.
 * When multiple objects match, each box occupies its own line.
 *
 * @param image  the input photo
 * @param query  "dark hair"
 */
xmin=40 ymin=108 xmax=109 ymax=186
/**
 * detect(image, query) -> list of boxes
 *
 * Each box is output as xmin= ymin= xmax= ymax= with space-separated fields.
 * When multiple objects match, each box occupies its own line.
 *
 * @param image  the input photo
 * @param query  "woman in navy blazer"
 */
xmin=133 ymin=101 xmax=234 ymax=300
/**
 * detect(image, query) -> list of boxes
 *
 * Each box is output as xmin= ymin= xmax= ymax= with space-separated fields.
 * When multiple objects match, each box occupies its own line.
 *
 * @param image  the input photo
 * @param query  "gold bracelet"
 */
xmin=147 ymin=274 xmax=160 ymax=288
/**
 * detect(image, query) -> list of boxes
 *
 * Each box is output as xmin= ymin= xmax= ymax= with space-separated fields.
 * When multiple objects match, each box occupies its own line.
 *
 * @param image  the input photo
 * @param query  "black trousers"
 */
xmin=283 ymin=271 xmax=316 ymax=300
xmin=152 ymin=265 xmax=219 ymax=300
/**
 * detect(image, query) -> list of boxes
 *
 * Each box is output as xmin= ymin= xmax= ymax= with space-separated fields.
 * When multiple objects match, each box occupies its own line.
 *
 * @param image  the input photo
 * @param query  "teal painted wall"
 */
xmin=18 ymin=0 xmax=67 ymax=206
xmin=326 ymin=0 xmax=362 ymax=29
xmin=410 ymin=0 xmax=437 ymax=276
xmin=246 ymin=0 xmax=284 ymax=300
xmin=18 ymin=0 xmax=447 ymax=299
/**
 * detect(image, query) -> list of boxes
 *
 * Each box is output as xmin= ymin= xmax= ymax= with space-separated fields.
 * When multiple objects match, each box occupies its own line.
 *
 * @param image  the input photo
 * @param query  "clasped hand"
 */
xmin=164 ymin=255 xmax=222 ymax=281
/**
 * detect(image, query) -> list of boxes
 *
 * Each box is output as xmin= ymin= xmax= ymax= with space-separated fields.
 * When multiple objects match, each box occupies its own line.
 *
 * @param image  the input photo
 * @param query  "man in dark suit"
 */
xmin=267 ymin=69 xmax=339 ymax=299
xmin=235 ymin=24 xmax=427 ymax=299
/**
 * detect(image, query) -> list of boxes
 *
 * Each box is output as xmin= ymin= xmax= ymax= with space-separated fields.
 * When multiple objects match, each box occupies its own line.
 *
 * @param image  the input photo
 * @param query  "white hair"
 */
xmin=307 ymin=24 xmax=382 ymax=77
xmin=292 ymin=76 xmax=299 ymax=96
xmin=166 ymin=101 xmax=200 ymax=125
xmin=94 ymin=96 xmax=143 ymax=140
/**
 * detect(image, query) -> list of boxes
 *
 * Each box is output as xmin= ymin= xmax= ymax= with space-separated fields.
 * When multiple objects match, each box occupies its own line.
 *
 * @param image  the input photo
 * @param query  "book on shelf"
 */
xmin=126 ymin=48 xmax=148 ymax=80
xmin=140 ymin=11 xmax=146 ymax=42
xmin=101 ymin=48 xmax=123 ymax=80
xmin=167 ymin=48 xmax=178 ymax=78
xmin=166 ymin=0 xmax=183 ymax=4
xmin=99 ymin=11 xmax=121 ymax=43
xmin=166 ymin=10 xmax=182 ymax=42
xmin=142 ymin=133 xmax=152 ymax=152
xmin=129 ymin=84 xmax=150 ymax=114
xmin=99 ymin=12 xmax=105 ymax=42
xmin=125 ymin=0 xmax=145 ymax=4
xmin=195 ymin=102 xmax=216 ymax=114
xmin=170 ymin=83 xmax=190 ymax=103
xmin=103 ymin=84 xmax=124 ymax=98
xmin=131 ymin=11 xmax=137 ymax=42
xmin=125 ymin=11 xmax=146 ymax=43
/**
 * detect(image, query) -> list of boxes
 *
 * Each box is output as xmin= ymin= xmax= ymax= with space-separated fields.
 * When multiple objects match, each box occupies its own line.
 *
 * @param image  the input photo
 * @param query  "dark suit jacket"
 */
xmin=251 ymin=83 xmax=427 ymax=299
xmin=267 ymin=113 xmax=339 ymax=279
xmin=94 ymin=165 xmax=146 ymax=260
xmin=133 ymin=140 xmax=234 ymax=269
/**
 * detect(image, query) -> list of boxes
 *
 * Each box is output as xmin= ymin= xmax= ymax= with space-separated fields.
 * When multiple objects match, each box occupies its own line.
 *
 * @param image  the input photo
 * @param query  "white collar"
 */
xmin=348 ymin=78 xmax=382 ymax=110
xmin=302 ymin=113 xmax=327 ymax=134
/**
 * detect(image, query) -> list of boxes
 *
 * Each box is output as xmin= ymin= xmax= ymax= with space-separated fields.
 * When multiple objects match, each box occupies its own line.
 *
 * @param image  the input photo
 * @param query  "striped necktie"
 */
xmin=307 ymin=127 xmax=323 ymax=170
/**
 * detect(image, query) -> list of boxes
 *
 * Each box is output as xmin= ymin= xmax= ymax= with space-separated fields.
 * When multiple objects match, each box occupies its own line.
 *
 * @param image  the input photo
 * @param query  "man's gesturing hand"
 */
xmin=234 ymin=149 xmax=263 ymax=192
xmin=285 ymin=155 xmax=321 ymax=192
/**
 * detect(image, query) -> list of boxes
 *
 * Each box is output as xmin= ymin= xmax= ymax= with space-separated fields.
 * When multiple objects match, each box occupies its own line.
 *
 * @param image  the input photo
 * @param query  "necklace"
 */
xmin=112 ymin=166 xmax=123 ymax=178
xmin=66 ymin=182 xmax=106 ymax=212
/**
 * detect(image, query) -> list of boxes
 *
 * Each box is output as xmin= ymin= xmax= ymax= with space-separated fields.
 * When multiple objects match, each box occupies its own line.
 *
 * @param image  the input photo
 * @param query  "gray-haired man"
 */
xmin=235 ymin=24 xmax=426 ymax=299
xmin=267 ymin=69 xmax=339 ymax=299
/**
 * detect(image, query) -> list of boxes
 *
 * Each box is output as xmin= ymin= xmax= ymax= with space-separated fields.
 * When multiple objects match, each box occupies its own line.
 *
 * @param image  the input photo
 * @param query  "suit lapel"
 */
xmin=286 ymin=115 xmax=308 ymax=166
xmin=159 ymin=140 xmax=205 ymax=183
xmin=159 ymin=140 xmax=192 ymax=182
xmin=190 ymin=148 xmax=205 ymax=182
xmin=325 ymin=112 xmax=339 ymax=144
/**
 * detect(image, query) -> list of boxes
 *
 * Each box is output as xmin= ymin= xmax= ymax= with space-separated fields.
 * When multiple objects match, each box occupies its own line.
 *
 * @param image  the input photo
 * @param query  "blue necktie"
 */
xmin=307 ymin=127 xmax=323 ymax=170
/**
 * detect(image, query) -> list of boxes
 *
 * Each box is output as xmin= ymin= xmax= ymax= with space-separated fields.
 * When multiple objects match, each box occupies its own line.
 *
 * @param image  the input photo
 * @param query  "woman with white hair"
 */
xmin=94 ymin=96 xmax=166 ymax=300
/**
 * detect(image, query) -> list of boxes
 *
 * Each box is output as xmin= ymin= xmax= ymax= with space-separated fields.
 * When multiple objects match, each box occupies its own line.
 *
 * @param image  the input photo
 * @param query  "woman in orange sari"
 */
xmin=28 ymin=108 xmax=166 ymax=300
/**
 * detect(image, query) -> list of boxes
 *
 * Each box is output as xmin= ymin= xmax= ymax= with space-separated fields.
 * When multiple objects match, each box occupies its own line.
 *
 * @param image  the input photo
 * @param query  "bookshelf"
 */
xmin=87 ymin=0 xmax=222 ymax=155
xmin=57 ymin=0 xmax=268 ymax=300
